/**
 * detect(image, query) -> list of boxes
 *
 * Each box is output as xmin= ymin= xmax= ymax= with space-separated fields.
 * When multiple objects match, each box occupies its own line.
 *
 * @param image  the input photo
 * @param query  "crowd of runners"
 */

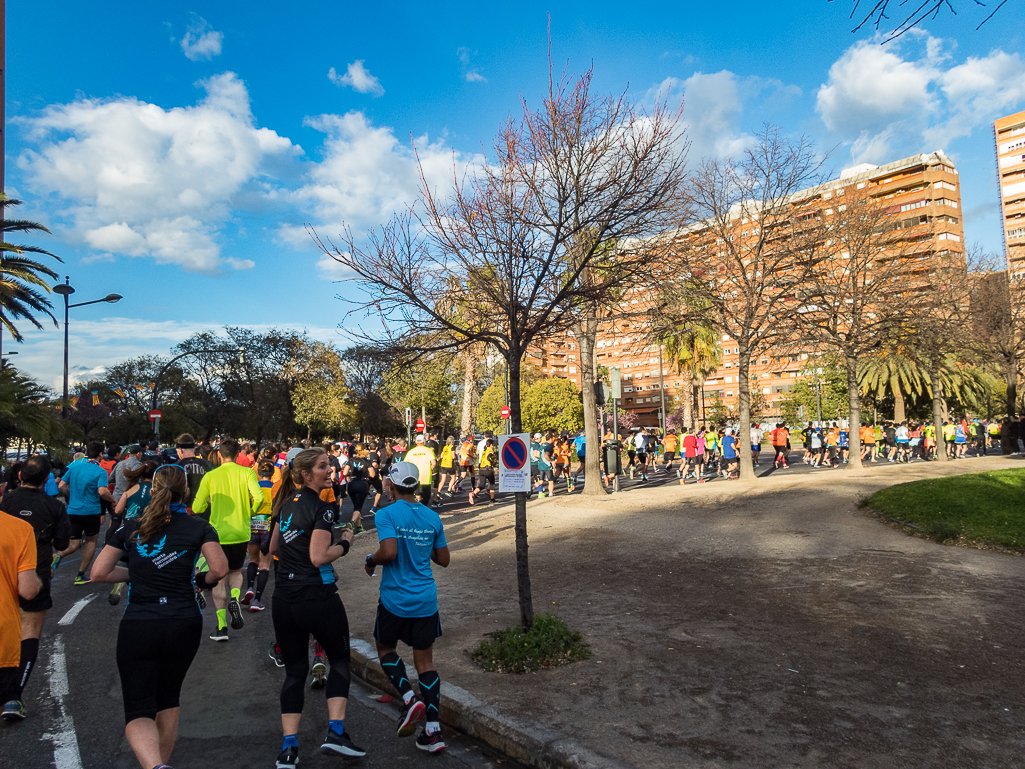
xmin=0 ymin=412 xmax=1021 ymax=768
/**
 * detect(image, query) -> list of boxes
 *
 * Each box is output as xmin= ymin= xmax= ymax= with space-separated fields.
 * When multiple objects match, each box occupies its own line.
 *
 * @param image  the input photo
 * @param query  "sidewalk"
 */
xmin=344 ymin=455 xmax=1025 ymax=768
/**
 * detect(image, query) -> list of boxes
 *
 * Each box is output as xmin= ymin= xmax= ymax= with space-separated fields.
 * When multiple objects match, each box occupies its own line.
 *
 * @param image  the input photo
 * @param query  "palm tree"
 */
xmin=661 ymin=322 xmax=722 ymax=429
xmin=0 ymin=366 xmax=75 ymax=460
xmin=858 ymin=351 xmax=994 ymax=421
xmin=0 ymin=195 xmax=63 ymax=355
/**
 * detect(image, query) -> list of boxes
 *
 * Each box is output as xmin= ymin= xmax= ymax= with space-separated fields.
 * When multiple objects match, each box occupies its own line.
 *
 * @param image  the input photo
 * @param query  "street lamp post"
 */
xmin=52 ymin=276 xmax=122 ymax=419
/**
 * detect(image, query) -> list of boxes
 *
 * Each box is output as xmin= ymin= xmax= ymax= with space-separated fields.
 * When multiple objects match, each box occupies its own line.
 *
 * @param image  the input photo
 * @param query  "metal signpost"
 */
xmin=610 ymin=368 xmax=622 ymax=492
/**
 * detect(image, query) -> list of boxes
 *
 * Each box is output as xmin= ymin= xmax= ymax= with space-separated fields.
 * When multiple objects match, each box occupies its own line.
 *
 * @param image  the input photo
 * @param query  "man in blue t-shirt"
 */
xmin=572 ymin=430 xmax=586 ymax=488
xmin=721 ymin=429 xmax=739 ymax=479
xmin=365 ymin=461 xmax=450 ymax=754
xmin=57 ymin=441 xmax=114 ymax=585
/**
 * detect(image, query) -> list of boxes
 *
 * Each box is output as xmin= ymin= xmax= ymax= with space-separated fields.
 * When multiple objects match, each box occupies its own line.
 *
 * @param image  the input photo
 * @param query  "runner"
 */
xmin=468 ymin=438 xmax=496 ymax=506
xmin=367 ymin=442 xmax=385 ymax=514
xmin=456 ymin=436 xmax=475 ymax=493
xmin=436 ymin=437 xmax=456 ymax=498
xmin=242 ymin=460 xmax=275 ymax=612
xmin=679 ymin=427 xmax=698 ymax=483
xmin=750 ymin=423 xmax=763 ymax=467
xmin=633 ymin=429 xmax=650 ymax=481
xmin=404 ymin=435 xmax=438 ymax=507
xmin=108 ymin=461 xmax=158 ymax=605
xmin=57 ymin=441 xmax=114 ymax=585
xmin=838 ymin=424 xmax=850 ymax=463
xmin=192 ymin=438 xmax=265 ymax=641
xmin=536 ymin=433 xmax=556 ymax=498
xmin=269 ymin=448 xmax=365 ymax=766
xmin=113 ymin=444 xmax=145 ymax=506
xmin=721 ymin=429 xmax=739 ymax=479
xmin=770 ymin=423 xmax=790 ymax=469
xmin=662 ymin=430 xmax=678 ymax=475
xmin=175 ymin=434 xmax=212 ymax=515
xmin=704 ymin=427 xmax=720 ymax=475
xmin=344 ymin=444 xmax=372 ymax=526
xmin=90 ymin=464 xmax=228 ymax=769
xmin=572 ymin=429 xmax=586 ymax=488
xmin=365 ymin=460 xmax=450 ymax=753
xmin=529 ymin=434 xmax=542 ymax=497
xmin=0 ymin=456 xmax=70 ymax=721
xmin=0 ymin=508 xmax=39 ymax=723
xmin=895 ymin=421 xmax=911 ymax=462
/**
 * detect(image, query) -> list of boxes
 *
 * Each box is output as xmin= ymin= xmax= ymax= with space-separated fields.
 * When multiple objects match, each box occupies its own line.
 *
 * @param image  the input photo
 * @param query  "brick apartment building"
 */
xmin=528 ymin=150 xmax=966 ymax=426
xmin=995 ymin=110 xmax=1025 ymax=274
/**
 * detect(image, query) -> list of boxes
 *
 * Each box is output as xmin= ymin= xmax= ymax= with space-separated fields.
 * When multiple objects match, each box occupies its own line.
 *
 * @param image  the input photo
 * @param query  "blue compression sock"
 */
xmin=329 ymin=719 xmax=345 ymax=735
xmin=282 ymin=734 xmax=299 ymax=750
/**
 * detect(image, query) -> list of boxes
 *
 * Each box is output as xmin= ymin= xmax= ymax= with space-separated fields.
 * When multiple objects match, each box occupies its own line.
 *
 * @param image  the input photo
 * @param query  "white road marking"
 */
xmin=58 ymin=593 xmax=97 ymax=626
xmin=41 ymin=635 xmax=84 ymax=769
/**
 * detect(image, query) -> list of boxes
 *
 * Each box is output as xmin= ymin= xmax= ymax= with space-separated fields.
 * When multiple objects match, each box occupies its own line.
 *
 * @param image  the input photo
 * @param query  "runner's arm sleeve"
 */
xmin=191 ymin=473 xmax=211 ymax=514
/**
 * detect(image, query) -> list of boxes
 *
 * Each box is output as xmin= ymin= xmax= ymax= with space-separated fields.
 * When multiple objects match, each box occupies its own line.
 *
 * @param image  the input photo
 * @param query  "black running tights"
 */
xmin=116 ymin=617 xmax=202 ymax=723
xmin=272 ymin=592 xmax=351 ymax=714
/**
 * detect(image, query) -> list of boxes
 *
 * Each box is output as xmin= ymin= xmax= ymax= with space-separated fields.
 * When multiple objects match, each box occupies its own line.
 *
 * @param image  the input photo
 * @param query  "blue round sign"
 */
xmin=501 ymin=438 xmax=527 ymax=470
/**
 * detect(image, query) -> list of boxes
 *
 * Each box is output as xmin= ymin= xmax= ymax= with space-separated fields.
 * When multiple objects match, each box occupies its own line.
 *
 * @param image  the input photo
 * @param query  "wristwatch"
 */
xmin=365 ymin=554 xmax=375 ymax=569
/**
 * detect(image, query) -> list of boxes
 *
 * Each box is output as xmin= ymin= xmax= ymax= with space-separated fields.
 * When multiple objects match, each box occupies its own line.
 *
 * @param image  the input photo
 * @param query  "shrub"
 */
xmin=470 ymin=614 xmax=592 ymax=674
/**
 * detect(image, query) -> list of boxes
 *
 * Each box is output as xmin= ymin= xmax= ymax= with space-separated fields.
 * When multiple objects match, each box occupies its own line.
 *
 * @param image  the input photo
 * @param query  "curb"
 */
xmin=348 ymin=638 xmax=636 ymax=769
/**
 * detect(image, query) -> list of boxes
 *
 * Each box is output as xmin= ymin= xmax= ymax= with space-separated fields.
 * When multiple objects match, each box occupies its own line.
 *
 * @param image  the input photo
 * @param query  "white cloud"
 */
xmin=457 ymin=47 xmax=487 ymax=83
xmin=180 ymin=16 xmax=223 ymax=61
xmin=18 ymin=72 xmax=299 ymax=273
xmin=651 ymin=72 xmax=755 ymax=162
xmin=284 ymin=111 xmax=477 ymax=243
xmin=317 ymin=254 xmax=356 ymax=281
xmin=328 ymin=61 xmax=384 ymax=96
xmin=817 ymin=37 xmax=1025 ymax=163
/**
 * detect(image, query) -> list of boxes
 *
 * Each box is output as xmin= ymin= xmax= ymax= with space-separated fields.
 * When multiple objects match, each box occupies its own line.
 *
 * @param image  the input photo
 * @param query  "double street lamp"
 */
xmin=52 ymin=276 xmax=123 ymax=419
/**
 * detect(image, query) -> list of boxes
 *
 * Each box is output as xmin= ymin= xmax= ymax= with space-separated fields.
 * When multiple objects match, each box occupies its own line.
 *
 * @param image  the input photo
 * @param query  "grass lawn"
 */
xmin=866 ymin=468 xmax=1025 ymax=550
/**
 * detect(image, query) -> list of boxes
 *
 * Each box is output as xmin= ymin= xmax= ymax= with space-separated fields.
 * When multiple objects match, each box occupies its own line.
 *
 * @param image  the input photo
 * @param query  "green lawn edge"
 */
xmin=866 ymin=468 xmax=1025 ymax=552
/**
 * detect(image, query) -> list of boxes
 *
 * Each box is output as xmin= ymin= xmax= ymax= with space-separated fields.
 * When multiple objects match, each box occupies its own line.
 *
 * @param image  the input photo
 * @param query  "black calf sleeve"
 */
xmin=325 ymin=661 xmax=351 ymax=699
xmin=246 ymin=561 xmax=258 ymax=589
xmin=255 ymin=569 xmax=269 ymax=600
xmin=16 ymin=638 xmax=40 ymax=697
xmin=418 ymin=670 xmax=441 ymax=721
xmin=379 ymin=652 xmax=413 ymax=697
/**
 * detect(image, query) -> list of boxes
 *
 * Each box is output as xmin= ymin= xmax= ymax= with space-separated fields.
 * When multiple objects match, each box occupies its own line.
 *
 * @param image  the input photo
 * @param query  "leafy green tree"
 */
xmin=779 ymin=360 xmax=850 ymax=426
xmin=476 ymin=379 xmax=507 ymax=434
xmin=521 ymin=378 xmax=583 ymax=435
xmin=0 ymin=367 xmax=75 ymax=459
xmin=381 ymin=355 xmax=458 ymax=434
xmin=0 ymin=196 xmax=62 ymax=351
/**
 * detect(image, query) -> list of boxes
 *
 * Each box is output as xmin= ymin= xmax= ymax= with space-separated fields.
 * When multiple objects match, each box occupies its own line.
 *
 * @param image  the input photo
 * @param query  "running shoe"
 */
xmin=241 ymin=588 xmax=254 ymax=606
xmin=320 ymin=729 xmax=366 ymax=757
xmin=227 ymin=598 xmax=245 ymax=630
xmin=51 ymin=554 xmax=62 ymax=572
xmin=537 ymin=492 xmax=547 ymax=498
xmin=397 ymin=698 xmax=426 ymax=738
xmin=108 ymin=584 xmax=123 ymax=606
xmin=73 ymin=574 xmax=90 ymax=586
xmin=416 ymin=729 xmax=447 ymax=753
xmin=268 ymin=641 xmax=285 ymax=667
xmin=275 ymin=746 xmax=298 ymax=769
xmin=209 ymin=627 xmax=229 ymax=642
xmin=195 ymin=587 xmax=206 ymax=610
xmin=249 ymin=599 xmax=265 ymax=612
xmin=2 ymin=700 xmax=26 ymax=721
xmin=368 ymin=507 xmax=378 ymax=515
xmin=311 ymin=655 xmax=327 ymax=689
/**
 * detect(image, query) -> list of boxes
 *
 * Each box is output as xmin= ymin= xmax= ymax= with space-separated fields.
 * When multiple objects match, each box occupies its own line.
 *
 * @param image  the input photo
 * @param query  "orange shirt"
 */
xmin=1 ymin=515 xmax=36 ymax=667
xmin=663 ymin=435 xmax=679 ymax=452
xmin=860 ymin=426 xmax=874 ymax=443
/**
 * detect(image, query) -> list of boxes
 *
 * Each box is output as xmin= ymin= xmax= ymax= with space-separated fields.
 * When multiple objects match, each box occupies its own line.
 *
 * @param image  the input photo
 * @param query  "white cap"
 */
xmin=387 ymin=461 xmax=420 ymax=489
xmin=414 ymin=434 xmax=426 ymax=444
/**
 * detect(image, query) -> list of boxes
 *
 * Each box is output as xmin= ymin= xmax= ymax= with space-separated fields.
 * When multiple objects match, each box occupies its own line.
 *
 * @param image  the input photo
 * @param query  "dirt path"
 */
xmin=343 ymin=456 xmax=1025 ymax=768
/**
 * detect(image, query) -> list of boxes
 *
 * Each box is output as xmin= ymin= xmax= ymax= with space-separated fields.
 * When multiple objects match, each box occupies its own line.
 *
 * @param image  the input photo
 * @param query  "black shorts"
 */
xmin=663 ymin=452 xmax=676 ymax=461
xmin=539 ymin=467 xmax=554 ymax=481
xmin=635 ymin=452 xmax=647 ymax=464
xmin=69 ymin=514 xmax=102 ymax=538
xmin=373 ymin=601 xmax=441 ymax=651
xmin=249 ymin=530 xmax=271 ymax=554
xmin=220 ymin=542 xmax=248 ymax=571
xmin=417 ymin=484 xmax=433 ymax=506
xmin=20 ymin=575 xmax=52 ymax=612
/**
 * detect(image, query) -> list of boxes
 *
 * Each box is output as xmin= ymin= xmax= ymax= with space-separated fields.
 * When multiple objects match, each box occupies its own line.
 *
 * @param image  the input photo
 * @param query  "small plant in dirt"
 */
xmin=470 ymin=614 xmax=592 ymax=674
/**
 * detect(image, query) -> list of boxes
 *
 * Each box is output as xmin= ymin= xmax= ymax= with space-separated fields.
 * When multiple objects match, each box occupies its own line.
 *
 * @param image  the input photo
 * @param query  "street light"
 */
xmin=53 ymin=276 xmax=123 ymax=419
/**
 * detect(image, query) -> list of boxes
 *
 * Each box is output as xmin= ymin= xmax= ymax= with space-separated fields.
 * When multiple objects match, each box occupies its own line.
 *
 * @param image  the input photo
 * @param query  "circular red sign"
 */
xmin=501 ymin=406 xmax=510 ymax=418
xmin=415 ymin=418 xmax=426 ymax=432
xmin=148 ymin=409 xmax=163 ymax=421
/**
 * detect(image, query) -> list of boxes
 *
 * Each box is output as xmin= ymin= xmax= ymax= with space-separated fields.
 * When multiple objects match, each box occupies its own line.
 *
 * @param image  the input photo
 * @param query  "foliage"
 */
xmin=476 ymin=378 xmax=507 ymax=435
xmin=0 ymin=367 xmax=75 ymax=459
xmin=381 ymin=355 xmax=459 ymax=433
xmin=706 ymin=392 xmax=733 ymax=427
xmin=0 ymin=196 xmax=63 ymax=343
xmin=289 ymin=341 xmax=352 ymax=439
xmin=470 ymin=614 xmax=592 ymax=674
xmin=867 ymin=469 xmax=1025 ymax=551
xmin=521 ymin=378 xmax=584 ymax=435
xmin=779 ymin=361 xmax=850 ymax=426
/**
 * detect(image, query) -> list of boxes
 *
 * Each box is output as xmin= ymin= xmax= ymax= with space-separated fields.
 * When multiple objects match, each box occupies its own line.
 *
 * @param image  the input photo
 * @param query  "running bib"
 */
xmin=251 ymin=517 xmax=271 ymax=532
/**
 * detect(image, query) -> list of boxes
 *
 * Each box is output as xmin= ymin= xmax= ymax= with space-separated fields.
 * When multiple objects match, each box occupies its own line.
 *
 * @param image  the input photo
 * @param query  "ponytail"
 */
xmin=272 ymin=448 xmax=326 ymax=515
xmin=134 ymin=464 xmax=188 ymax=543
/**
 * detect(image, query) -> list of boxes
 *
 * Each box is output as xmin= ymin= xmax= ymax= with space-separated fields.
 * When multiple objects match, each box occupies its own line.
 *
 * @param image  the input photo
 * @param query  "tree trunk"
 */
xmin=1005 ymin=361 xmax=1017 ymax=419
xmin=574 ymin=317 xmax=607 ymax=497
xmin=930 ymin=362 xmax=948 ymax=460
xmin=892 ymin=378 xmax=906 ymax=423
xmin=507 ymin=349 xmax=534 ymax=629
xmin=845 ymin=354 xmax=863 ymax=470
xmin=460 ymin=349 xmax=475 ymax=437
xmin=737 ymin=343 xmax=753 ymax=479
xmin=682 ymin=368 xmax=694 ymax=430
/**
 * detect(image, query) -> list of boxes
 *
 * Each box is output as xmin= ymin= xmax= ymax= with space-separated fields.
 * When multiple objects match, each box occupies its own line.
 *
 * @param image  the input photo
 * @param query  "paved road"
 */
xmin=0 ymin=558 xmax=518 ymax=769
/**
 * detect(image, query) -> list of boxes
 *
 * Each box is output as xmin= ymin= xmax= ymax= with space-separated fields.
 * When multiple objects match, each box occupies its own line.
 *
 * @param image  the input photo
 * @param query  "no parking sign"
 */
xmin=498 ymin=433 xmax=531 ymax=492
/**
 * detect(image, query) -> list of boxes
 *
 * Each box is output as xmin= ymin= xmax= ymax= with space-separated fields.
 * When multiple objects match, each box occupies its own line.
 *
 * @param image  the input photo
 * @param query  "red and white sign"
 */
xmin=501 ymin=406 xmax=511 ymax=419
xmin=148 ymin=409 xmax=163 ymax=422
xmin=415 ymin=418 xmax=426 ymax=433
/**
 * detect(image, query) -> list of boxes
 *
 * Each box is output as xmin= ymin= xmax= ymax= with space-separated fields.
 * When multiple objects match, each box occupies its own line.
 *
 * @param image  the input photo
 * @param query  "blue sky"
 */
xmin=7 ymin=0 xmax=1024 ymax=389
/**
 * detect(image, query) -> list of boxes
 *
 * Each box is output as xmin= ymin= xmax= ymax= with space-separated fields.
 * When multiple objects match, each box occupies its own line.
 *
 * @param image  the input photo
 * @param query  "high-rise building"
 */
xmin=995 ymin=110 xmax=1025 ymax=274
xmin=528 ymin=150 xmax=965 ymax=426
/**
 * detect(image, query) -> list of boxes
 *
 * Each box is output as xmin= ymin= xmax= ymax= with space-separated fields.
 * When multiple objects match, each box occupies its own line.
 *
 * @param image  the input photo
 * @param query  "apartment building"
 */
xmin=995 ymin=110 xmax=1025 ymax=273
xmin=528 ymin=150 xmax=965 ymax=426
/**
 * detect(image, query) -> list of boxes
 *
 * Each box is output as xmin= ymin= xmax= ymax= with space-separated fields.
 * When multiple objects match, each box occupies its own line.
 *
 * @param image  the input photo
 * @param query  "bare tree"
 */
xmin=795 ymin=188 xmax=919 ymax=468
xmin=665 ymin=126 xmax=826 ymax=479
xmin=313 ymin=66 xmax=687 ymax=628
xmin=838 ymin=0 xmax=1010 ymax=41
xmin=969 ymin=261 xmax=1025 ymax=417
